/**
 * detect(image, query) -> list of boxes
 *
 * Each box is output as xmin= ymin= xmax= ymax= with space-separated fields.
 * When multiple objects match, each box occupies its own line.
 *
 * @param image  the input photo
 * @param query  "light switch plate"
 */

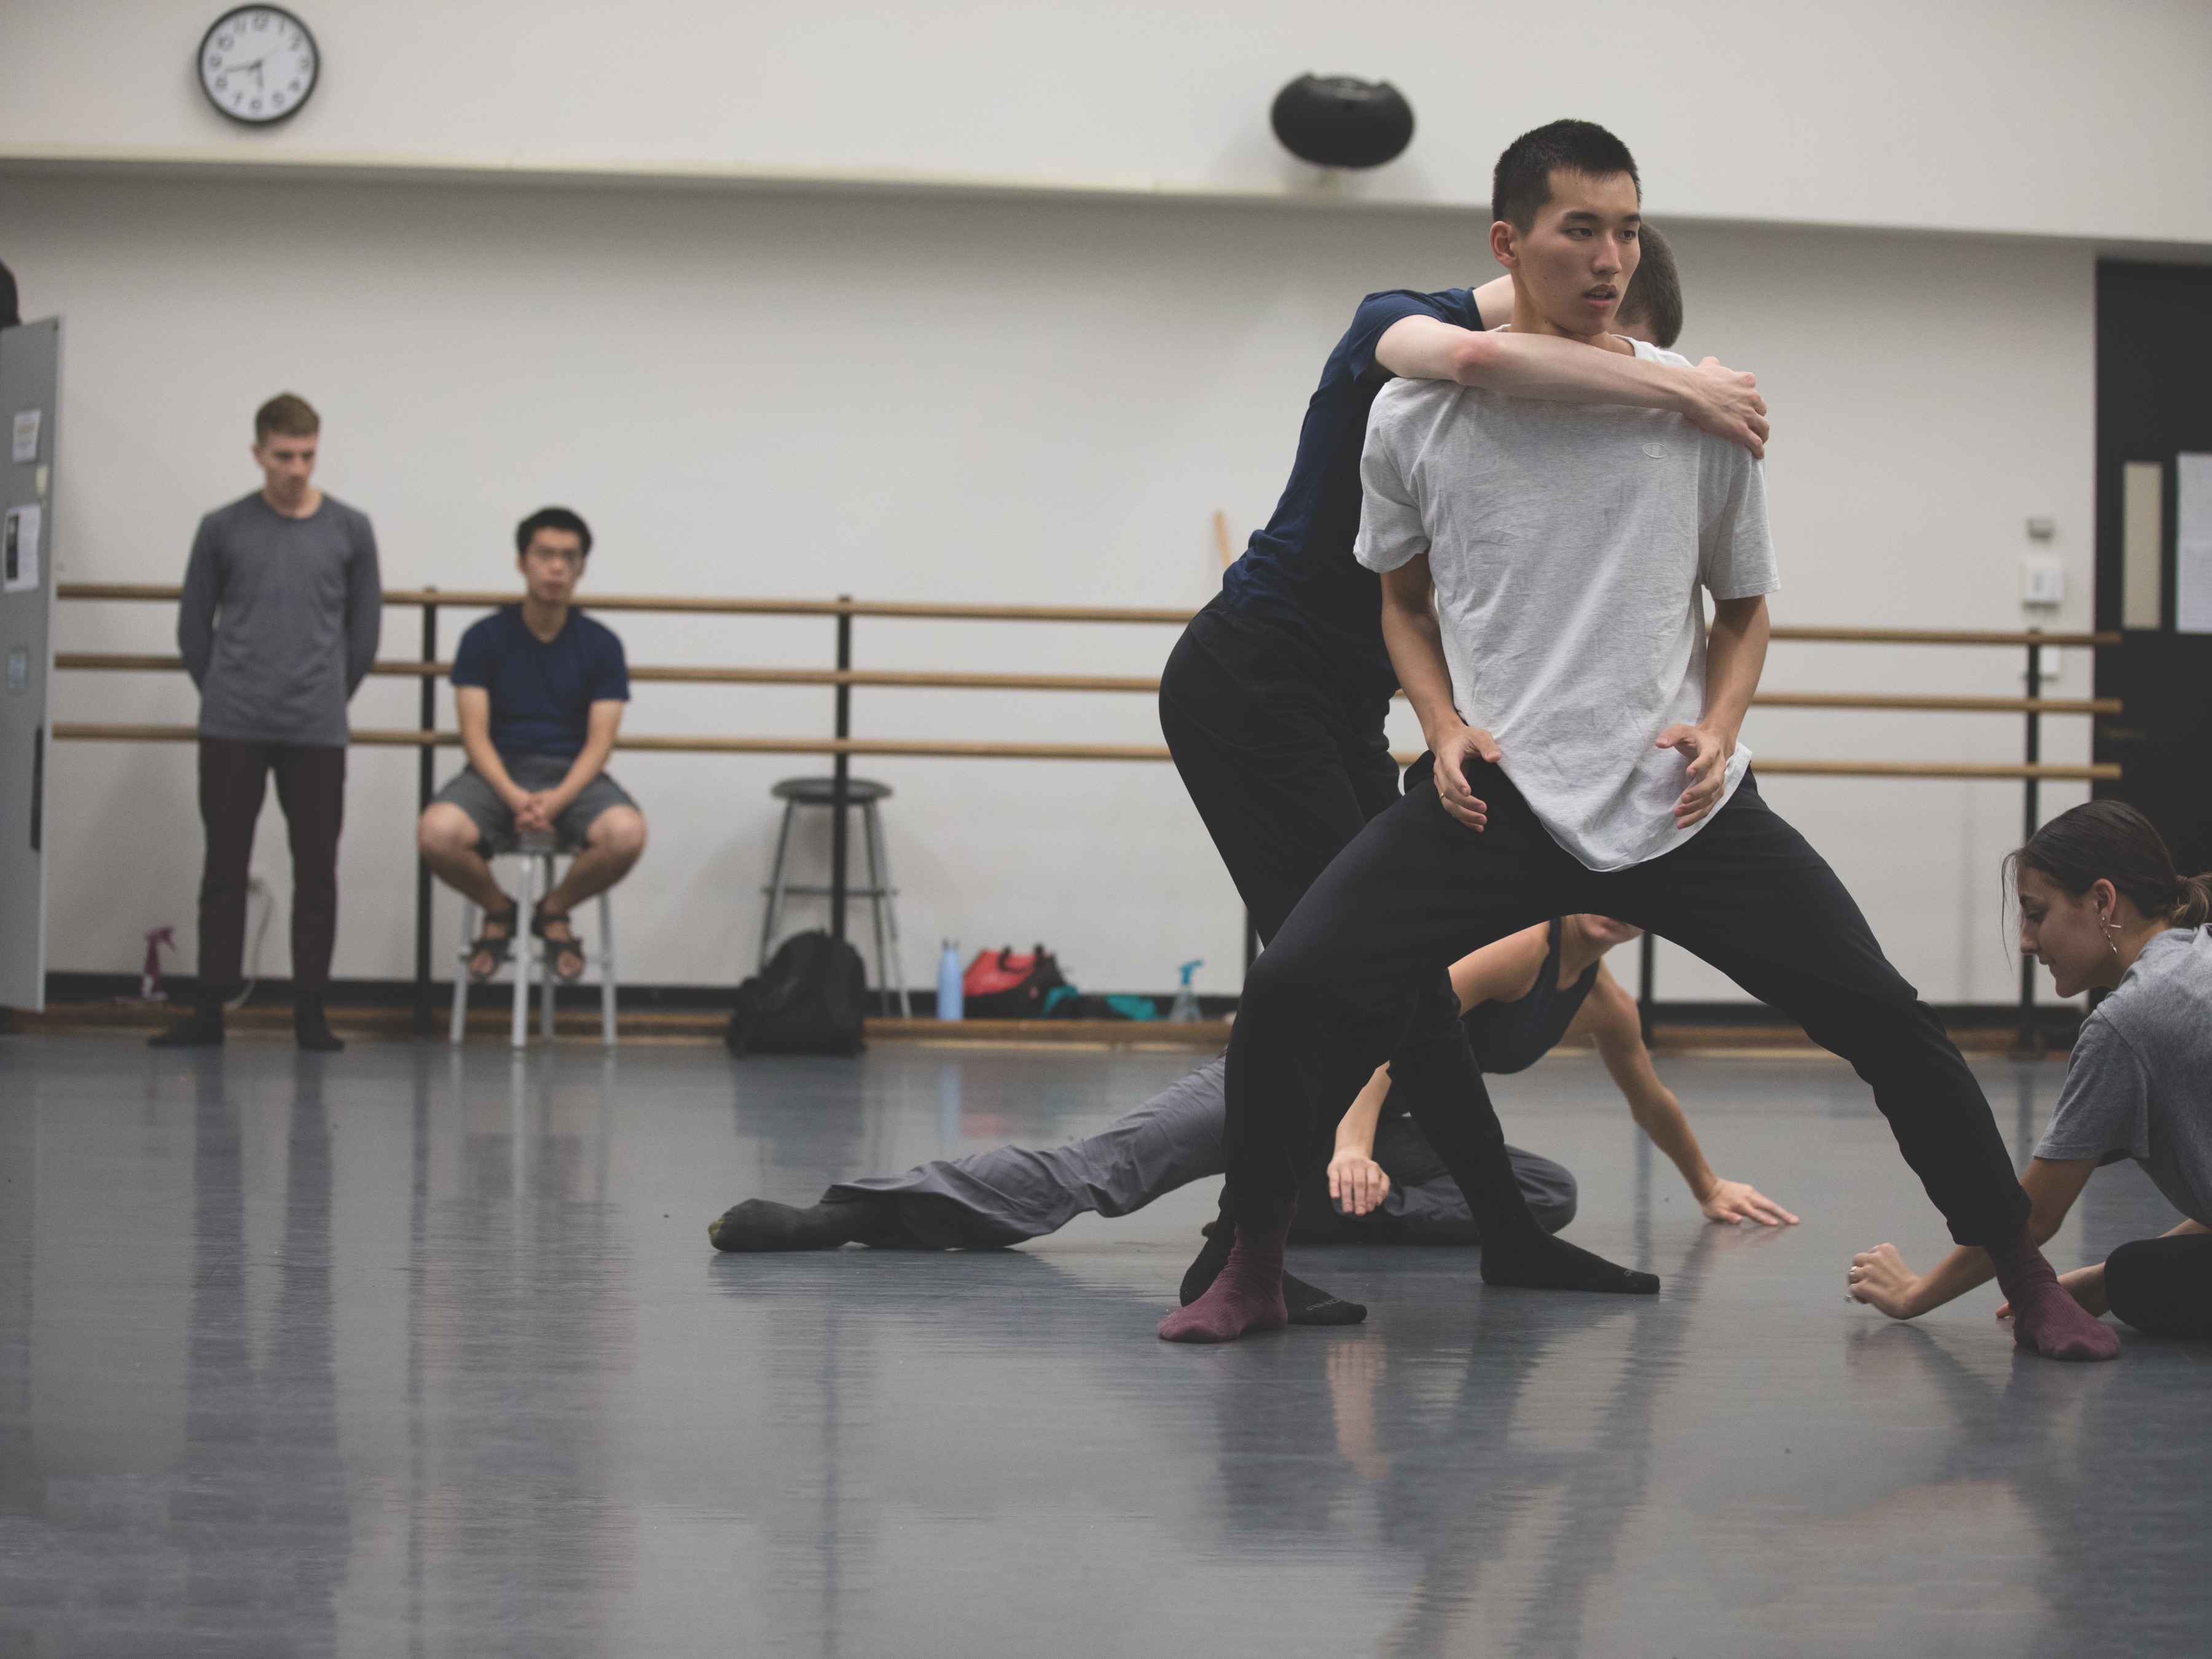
xmin=2023 ymin=554 xmax=2065 ymax=605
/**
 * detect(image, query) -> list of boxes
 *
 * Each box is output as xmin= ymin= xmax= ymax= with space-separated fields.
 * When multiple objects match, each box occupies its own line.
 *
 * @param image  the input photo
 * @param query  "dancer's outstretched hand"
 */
xmin=1846 ymin=1242 xmax=1926 ymax=1319
xmin=1997 ymin=1261 xmax=2108 ymax=1321
xmin=1657 ymin=720 xmax=1733 ymax=826
xmin=1682 ymin=357 xmax=1769 ymax=459
xmin=1700 ymin=1177 xmax=1798 ymax=1227
xmin=1432 ymin=722 xmax=1501 ymax=831
xmin=1327 ymin=1150 xmax=1392 ymax=1216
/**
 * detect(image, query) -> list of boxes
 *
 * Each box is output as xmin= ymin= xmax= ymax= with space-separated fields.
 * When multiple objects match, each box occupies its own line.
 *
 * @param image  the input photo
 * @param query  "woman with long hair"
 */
xmin=1849 ymin=801 xmax=2212 ymax=1341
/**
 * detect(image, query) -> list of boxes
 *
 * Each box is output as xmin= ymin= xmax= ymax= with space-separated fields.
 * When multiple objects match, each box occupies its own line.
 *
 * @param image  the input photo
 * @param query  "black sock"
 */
xmin=1180 ymin=1217 xmax=1366 ymax=1325
xmin=708 ymin=1195 xmax=898 ymax=1252
xmin=149 ymin=993 xmax=226 ymax=1049
xmin=1405 ymin=1054 xmax=1659 ymax=1296
xmin=294 ymin=996 xmax=344 ymax=1053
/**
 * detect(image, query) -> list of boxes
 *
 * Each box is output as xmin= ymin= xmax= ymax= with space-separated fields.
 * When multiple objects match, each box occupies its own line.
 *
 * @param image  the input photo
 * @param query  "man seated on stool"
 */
xmin=417 ymin=507 xmax=646 ymax=986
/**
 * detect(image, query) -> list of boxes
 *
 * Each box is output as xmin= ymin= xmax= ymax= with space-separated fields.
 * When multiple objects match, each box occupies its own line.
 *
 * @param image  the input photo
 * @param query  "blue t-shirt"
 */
xmin=450 ymin=605 xmax=630 ymax=759
xmin=1217 ymin=286 xmax=1487 ymax=697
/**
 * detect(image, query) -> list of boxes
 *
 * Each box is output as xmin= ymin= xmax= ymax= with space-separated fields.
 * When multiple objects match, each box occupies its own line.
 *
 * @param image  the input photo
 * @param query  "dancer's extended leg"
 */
xmin=1609 ymin=773 xmax=2115 ymax=1362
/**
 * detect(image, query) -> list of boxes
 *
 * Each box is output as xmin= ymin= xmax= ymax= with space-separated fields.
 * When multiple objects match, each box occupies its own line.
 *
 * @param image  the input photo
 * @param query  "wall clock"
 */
xmin=198 ymin=7 xmax=319 ymax=125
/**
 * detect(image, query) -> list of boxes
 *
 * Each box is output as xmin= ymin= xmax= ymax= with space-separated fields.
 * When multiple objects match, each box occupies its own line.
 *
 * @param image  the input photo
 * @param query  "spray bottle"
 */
xmin=1168 ymin=959 xmax=1202 ymax=1023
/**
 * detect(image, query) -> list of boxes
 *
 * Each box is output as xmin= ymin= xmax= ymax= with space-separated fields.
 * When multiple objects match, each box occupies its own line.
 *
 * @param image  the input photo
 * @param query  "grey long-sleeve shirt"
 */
xmin=178 ymin=492 xmax=382 ymax=747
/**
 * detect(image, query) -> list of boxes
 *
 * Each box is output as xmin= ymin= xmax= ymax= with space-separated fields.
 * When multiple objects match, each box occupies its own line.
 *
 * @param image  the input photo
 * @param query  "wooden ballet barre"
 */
xmin=52 ymin=652 xmax=1164 ymax=694
xmin=50 ymin=586 xmax=2124 ymax=646
xmin=54 ymin=584 xmax=1194 ymax=627
xmin=46 ymin=722 xmax=2122 ymax=780
xmin=1768 ymin=626 xmax=2119 ymax=648
xmin=49 ymin=654 xmax=2122 ymax=714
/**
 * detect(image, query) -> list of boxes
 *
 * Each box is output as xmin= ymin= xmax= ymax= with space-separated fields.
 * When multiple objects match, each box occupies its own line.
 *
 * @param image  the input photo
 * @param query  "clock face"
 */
xmin=198 ymin=7 xmax=319 ymax=125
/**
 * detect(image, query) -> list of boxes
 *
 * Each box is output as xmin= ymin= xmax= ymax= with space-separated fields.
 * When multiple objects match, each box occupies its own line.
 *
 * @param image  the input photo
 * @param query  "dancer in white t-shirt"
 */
xmin=1163 ymin=119 xmax=2117 ymax=1363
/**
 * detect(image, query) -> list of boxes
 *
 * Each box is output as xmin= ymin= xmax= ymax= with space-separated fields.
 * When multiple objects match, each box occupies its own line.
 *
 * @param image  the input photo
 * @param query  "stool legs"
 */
xmin=861 ymin=801 xmax=911 ymax=1018
xmin=597 ymin=889 xmax=617 ymax=1048
xmin=449 ymin=847 xmax=618 ymax=1048
xmin=539 ymin=853 xmax=558 ymax=1043
xmin=511 ymin=853 xmax=535 ymax=1051
xmin=760 ymin=800 xmax=798 ymax=969
xmin=450 ymin=896 xmax=476 ymax=1045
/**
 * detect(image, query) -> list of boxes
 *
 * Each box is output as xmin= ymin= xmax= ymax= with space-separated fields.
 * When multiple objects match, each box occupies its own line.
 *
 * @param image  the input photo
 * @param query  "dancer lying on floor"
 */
xmin=1849 ymin=802 xmax=2212 ymax=1341
xmin=708 ymin=914 xmax=1793 ymax=1325
xmin=1163 ymin=119 xmax=2114 ymax=1361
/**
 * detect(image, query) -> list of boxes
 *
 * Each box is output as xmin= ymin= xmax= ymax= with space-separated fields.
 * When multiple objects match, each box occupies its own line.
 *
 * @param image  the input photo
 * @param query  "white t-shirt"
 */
xmin=1354 ymin=340 xmax=1779 ymax=871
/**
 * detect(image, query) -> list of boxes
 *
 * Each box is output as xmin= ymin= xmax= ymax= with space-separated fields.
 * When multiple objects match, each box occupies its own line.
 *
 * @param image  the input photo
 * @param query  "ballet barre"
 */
xmin=52 ymin=583 xmax=2122 ymax=1044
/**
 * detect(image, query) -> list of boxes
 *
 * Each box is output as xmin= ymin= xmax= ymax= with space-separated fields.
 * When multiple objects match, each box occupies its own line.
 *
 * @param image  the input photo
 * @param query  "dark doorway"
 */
xmin=2093 ymin=261 xmax=2212 ymax=877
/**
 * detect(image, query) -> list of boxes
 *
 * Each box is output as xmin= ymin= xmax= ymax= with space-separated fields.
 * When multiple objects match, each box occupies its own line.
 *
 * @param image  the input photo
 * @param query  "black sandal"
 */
xmin=531 ymin=903 xmax=588 ymax=983
xmin=468 ymin=900 xmax=519 ymax=983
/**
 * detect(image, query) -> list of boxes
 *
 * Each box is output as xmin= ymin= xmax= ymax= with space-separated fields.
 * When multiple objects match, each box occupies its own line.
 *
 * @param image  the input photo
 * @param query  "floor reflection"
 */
xmin=1 ymin=1040 xmax=2208 ymax=1657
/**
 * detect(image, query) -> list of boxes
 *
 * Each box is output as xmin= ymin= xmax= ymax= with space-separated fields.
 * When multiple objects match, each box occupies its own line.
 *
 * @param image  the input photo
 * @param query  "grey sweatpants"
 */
xmin=825 ymin=1057 xmax=1577 ymax=1250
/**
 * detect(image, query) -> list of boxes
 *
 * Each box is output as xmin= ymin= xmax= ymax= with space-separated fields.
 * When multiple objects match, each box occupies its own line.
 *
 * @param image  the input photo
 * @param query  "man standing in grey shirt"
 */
xmin=152 ymin=392 xmax=381 ymax=1051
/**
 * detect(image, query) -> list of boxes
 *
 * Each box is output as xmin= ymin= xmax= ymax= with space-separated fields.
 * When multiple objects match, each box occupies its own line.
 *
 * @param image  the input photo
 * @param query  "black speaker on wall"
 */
xmin=1269 ymin=74 xmax=1415 ymax=170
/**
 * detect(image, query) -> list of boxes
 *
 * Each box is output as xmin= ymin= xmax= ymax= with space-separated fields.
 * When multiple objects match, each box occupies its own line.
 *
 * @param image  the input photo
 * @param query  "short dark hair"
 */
xmin=515 ymin=506 xmax=593 ymax=558
xmin=2009 ymin=800 xmax=2212 ymax=928
xmin=254 ymin=392 xmax=320 ymax=441
xmin=1491 ymin=119 xmax=1640 ymax=233
xmin=1617 ymin=222 xmax=1683 ymax=349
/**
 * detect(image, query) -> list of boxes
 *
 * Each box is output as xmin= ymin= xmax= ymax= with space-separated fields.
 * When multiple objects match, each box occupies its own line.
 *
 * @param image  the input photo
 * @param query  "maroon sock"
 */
xmin=1986 ymin=1223 xmax=2120 ymax=1362
xmin=1158 ymin=1203 xmax=1293 ymax=1344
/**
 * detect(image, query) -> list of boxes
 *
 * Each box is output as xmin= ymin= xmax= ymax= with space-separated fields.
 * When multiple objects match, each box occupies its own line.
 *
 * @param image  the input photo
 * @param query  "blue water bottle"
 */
xmin=937 ymin=940 xmax=965 ymax=1022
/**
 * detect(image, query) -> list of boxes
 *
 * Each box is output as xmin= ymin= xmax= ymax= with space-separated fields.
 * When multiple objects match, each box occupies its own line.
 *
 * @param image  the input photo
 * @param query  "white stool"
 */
xmin=759 ymin=776 xmax=910 ymax=1016
xmin=449 ymin=830 xmax=618 ymax=1049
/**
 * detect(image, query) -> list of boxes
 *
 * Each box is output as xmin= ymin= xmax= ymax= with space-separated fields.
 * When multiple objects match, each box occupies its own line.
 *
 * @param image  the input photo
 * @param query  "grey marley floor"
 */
xmin=2 ymin=1033 xmax=2207 ymax=1658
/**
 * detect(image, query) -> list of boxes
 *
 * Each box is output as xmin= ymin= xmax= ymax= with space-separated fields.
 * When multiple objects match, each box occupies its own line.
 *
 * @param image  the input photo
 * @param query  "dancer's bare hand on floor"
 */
xmin=1846 ymin=1242 xmax=1926 ymax=1319
xmin=1700 ymin=1176 xmax=1798 ymax=1227
xmin=1682 ymin=358 xmax=1769 ymax=460
xmin=1656 ymin=720 xmax=1733 ymax=826
xmin=1997 ymin=1261 xmax=2108 ymax=1322
xmin=1433 ymin=723 xmax=1501 ymax=831
xmin=1327 ymin=1151 xmax=1392 ymax=1216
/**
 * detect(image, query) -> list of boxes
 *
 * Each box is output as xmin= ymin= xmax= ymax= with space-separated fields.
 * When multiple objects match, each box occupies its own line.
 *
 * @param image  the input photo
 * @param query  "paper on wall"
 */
xmin=10 ymin=410 xmax=38 ymax=465
xmin=2 ymin=503 xmax=39 ymax=593
xmin=2178 ymin=454 xmax=2212 ymax=635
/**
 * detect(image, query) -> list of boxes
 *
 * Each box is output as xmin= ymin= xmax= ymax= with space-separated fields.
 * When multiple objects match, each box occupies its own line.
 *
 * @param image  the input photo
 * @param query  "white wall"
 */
xmin=0 ymin=167 xmax=2114 ymax=1001
xmin=4 ymin=0 xmax=2212 ymax=243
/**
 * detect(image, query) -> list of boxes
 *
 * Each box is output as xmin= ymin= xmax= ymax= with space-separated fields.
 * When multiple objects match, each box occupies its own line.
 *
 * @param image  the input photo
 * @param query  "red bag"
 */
xmin=962 ymin=944 xmax=1068 ymax=1019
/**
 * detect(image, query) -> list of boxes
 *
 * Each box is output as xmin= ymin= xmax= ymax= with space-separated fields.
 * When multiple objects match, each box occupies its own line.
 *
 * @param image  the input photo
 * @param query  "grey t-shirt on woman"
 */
xmin=178 ymin=491 xmax=382 ymax=748
xmin=2037 ymin=925 xmax=2212 ymax=1227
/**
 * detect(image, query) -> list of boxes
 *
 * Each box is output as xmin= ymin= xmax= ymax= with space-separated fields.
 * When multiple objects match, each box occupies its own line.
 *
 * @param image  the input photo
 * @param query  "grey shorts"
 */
xmin=433 ymin=754 xmax=639 ymax=851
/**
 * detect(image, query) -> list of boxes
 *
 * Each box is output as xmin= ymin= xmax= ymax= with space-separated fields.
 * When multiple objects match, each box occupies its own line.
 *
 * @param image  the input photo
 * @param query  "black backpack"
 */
xmin=726 ymin=931 xmax=868 ymax=1057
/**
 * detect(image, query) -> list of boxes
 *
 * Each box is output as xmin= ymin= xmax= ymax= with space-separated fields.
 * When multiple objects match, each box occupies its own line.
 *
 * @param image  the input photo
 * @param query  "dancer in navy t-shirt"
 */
xmin=417 ymin=507 xmax=647 ymax=986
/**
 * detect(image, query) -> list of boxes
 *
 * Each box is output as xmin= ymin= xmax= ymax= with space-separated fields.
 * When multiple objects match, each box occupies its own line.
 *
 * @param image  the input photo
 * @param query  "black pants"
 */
xmin=2105 ymin=1233 xmax=2212 ymax=1338
xmin=1159 ymin=598 xmax=1497 ymax=1176
xmin=196 ymin=737 xmax=347 ymax=995
xmin=1225 ymin=755 xmax=2033 ymax=1248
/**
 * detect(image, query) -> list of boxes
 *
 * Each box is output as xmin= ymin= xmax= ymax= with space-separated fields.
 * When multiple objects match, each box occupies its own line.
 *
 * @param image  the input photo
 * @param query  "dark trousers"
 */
xmin=195 ymin=737 xmax=347 ymax=995
xmin=1159 ymin=599 xmax=1500 ymax=1182
xmin=2105 ymin=1233 xmax=2212 ymax=1339
xmin=1225 ymin=754 xmax=2033 ymax=1247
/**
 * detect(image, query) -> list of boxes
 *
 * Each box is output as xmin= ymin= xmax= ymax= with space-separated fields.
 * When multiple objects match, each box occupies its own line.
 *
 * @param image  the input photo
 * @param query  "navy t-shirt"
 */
xmin=450 ymin=605 xmax=630 ymax=760
xmin=1217 ymin=286 xmax=1487 ymax=697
